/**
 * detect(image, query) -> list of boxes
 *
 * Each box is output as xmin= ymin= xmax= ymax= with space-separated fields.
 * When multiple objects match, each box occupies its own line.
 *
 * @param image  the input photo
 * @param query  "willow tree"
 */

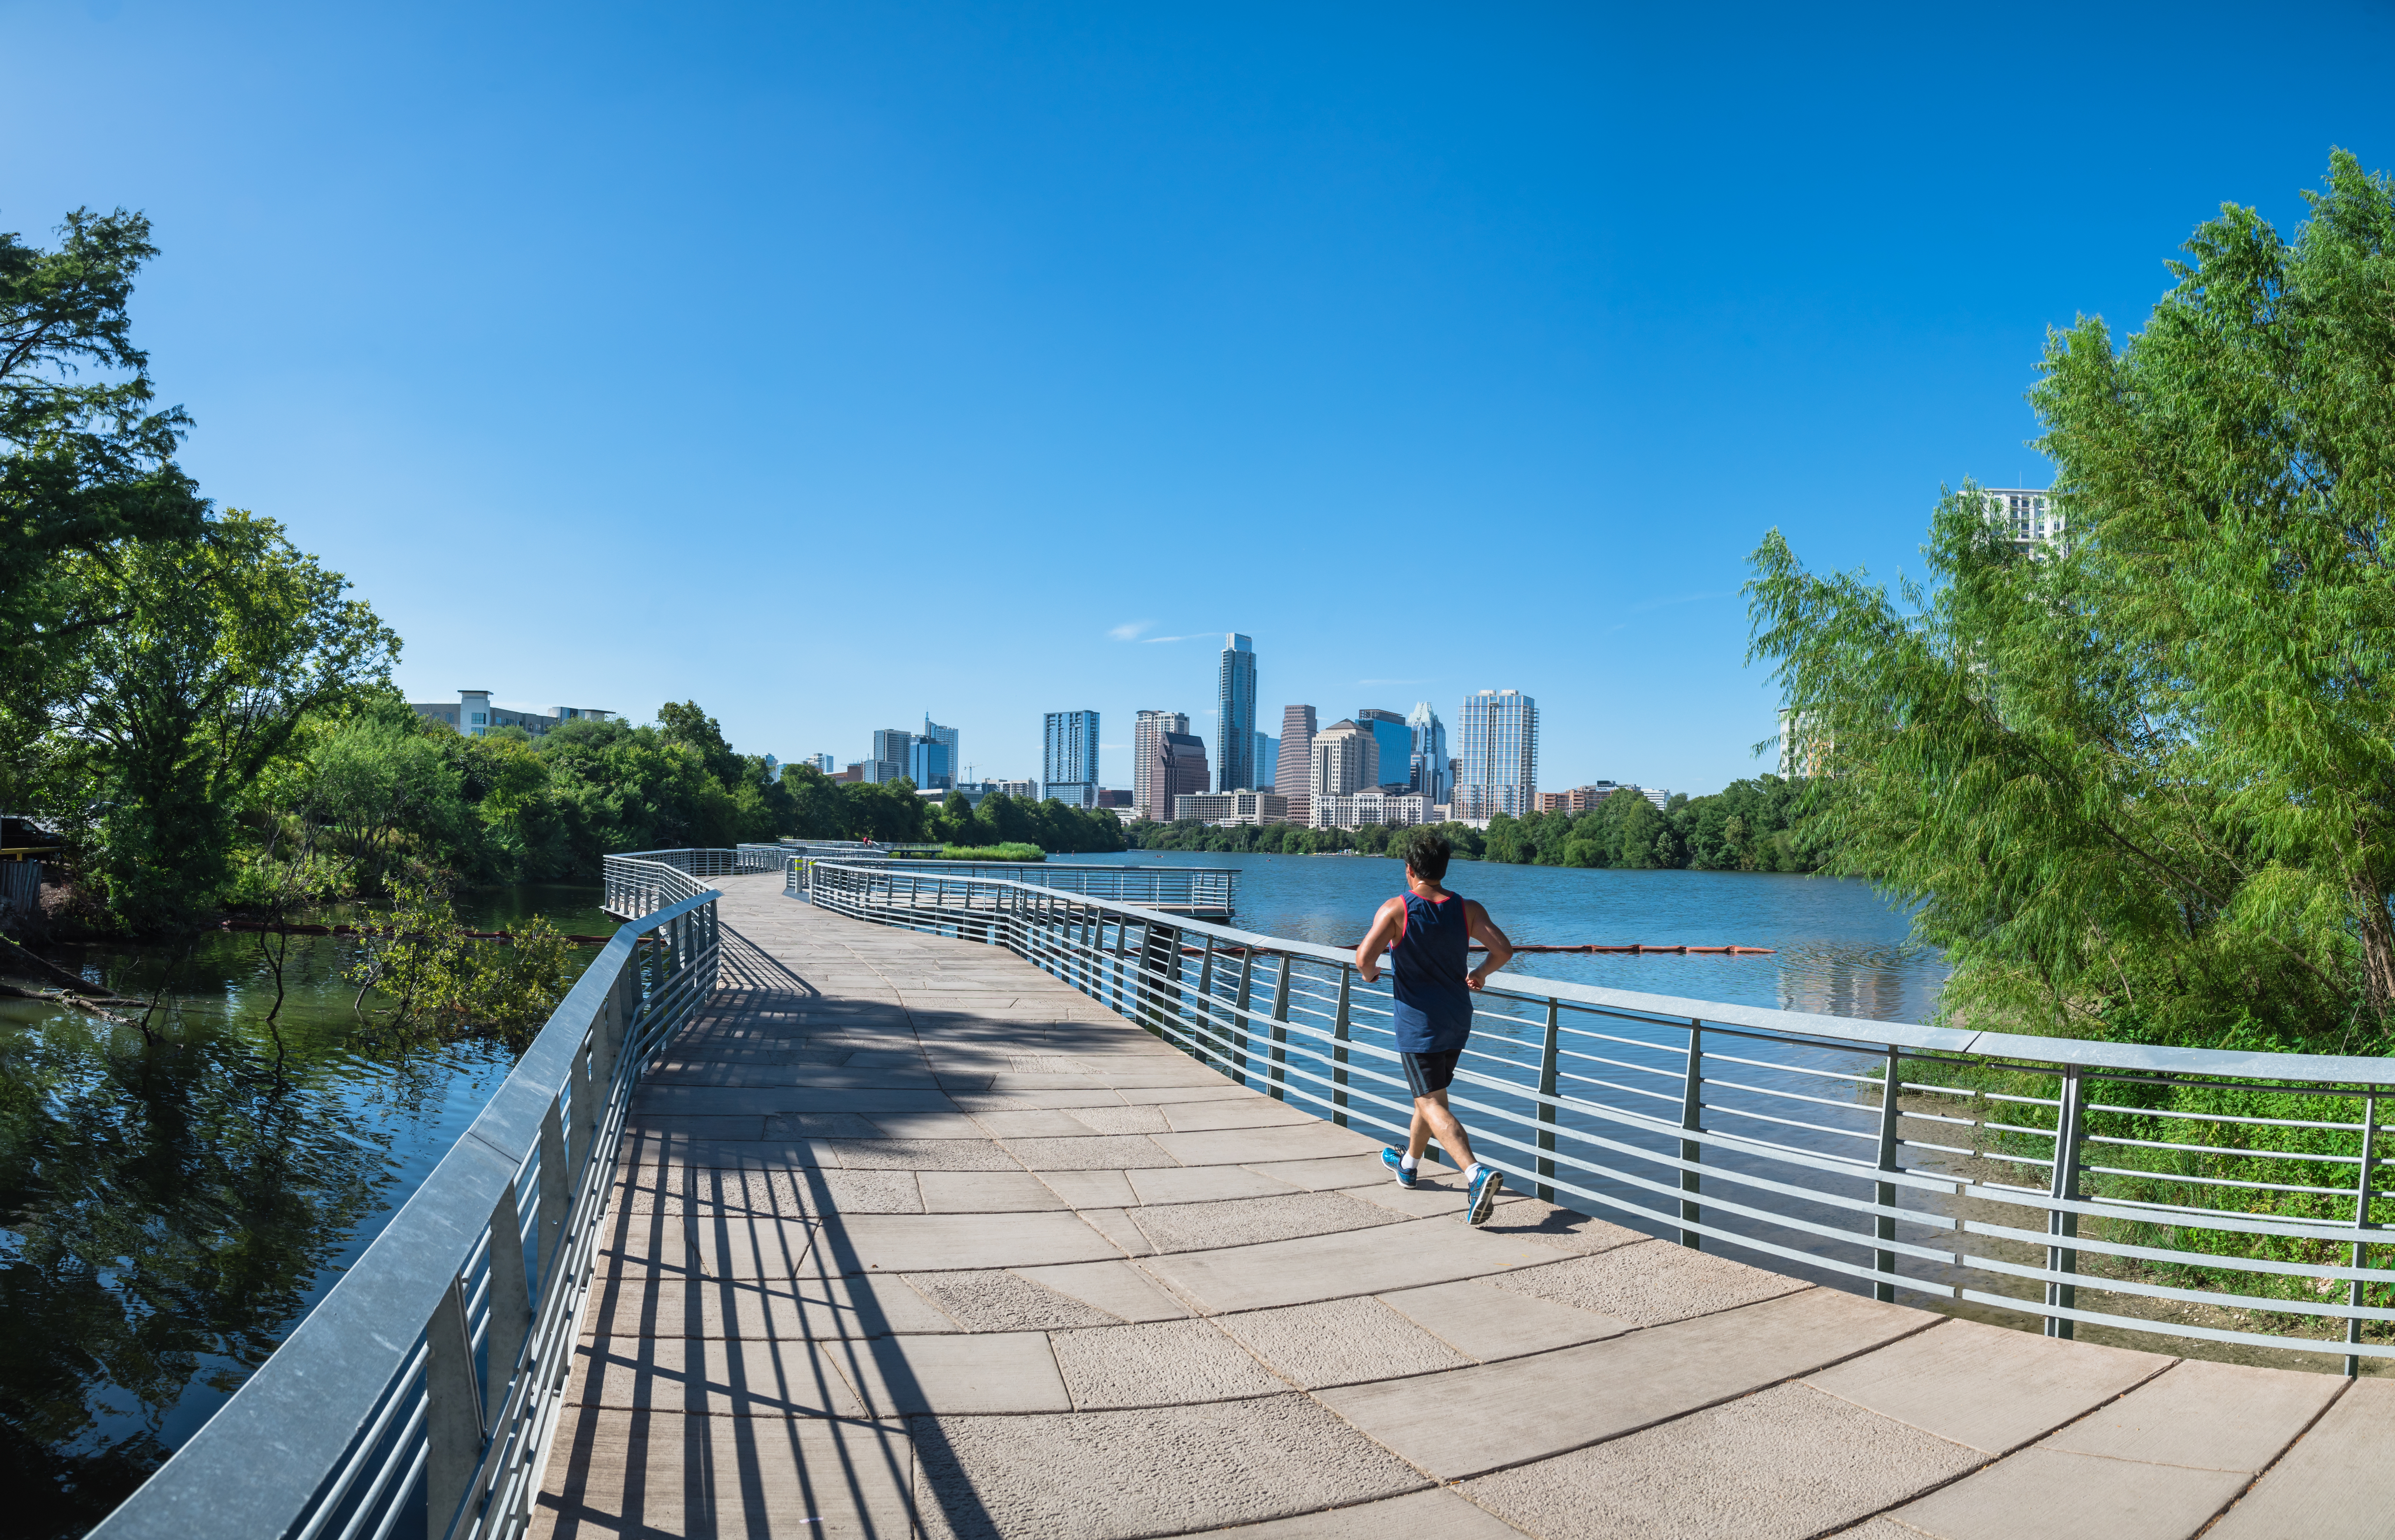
xmin=1748 ymin=151 xmax=2395 ymax=1050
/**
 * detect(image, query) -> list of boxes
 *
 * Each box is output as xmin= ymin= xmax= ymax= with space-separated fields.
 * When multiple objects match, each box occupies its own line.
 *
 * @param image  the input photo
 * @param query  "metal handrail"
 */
xmin=90 ymin=882 xmax=725 ymax=1540
xmin=787 ymin=855 xmax=1236 ymax=913
xmin=805 ymin=858 xmax=2395 ymax=1372
xmin=604 ymin=847 xmax=779 ymax=916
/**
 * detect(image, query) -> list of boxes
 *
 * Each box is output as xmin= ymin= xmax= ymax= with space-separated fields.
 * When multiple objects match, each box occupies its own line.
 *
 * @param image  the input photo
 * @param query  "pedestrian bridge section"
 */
xmin=532 ymin=875 xmax=2389 ymax=1538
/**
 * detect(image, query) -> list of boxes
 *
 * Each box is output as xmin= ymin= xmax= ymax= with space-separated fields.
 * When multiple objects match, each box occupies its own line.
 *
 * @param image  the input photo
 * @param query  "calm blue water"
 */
xmin=1080 ymin=848 xmax=1945 ymax=1024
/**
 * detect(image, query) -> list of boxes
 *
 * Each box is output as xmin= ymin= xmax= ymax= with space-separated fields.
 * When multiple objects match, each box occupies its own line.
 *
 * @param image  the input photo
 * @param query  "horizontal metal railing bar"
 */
xmin=2081 ymin=1133 xmax=2362 ymax=1164
xmin=1958 ymin=1216 xmax=2395 ymax=1285
xmin=2084 ymin=1103 xmax=2369 ymax=1132
xmin=2078 ymin=1164 xmax=2355 ymax=1197
xmin=1956 ymin=1289 xmax=2395 ymax=1360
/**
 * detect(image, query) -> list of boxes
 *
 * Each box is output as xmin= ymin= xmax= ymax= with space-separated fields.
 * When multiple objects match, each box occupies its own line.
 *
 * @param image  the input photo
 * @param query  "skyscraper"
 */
xmin=1042 ymin=710 xmax=1100 ymax=807
xmin=1310 ymin=718 xmax=1378 ymax=797
xmin=1356 ymin=709 xmax=1413 ymax=793
xmin=1453 ymin=690 xmax=1538 ymax=819
xmin=1255 ymin=733 xmax=1277 ymax=787
xmin=869 ymin=727 xmax=914 ymax=784
xmin=921 ymin=715 xmax=960 ymax=789
xmin=1274 ymin=706 xmax=1317 ymax=824
xmin=1161 ymin=730 xmax=1210 ymax=813
xmin=1133 ymin=709 xmax=1189 ymax=823
xmin=1407 ymin=702 xmax=1449 ymax=806
xmin=1215 ymin=633 xmax=1257 ymax=791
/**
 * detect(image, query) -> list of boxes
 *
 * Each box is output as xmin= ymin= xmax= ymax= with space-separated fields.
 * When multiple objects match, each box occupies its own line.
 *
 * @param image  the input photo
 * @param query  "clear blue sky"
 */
xmin=8 ymin=3 xmax=2391 ymax=794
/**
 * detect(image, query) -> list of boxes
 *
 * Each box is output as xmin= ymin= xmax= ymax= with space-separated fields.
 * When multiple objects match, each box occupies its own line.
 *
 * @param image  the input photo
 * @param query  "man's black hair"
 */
xmin=1404 ymin=830 xmax=1452 ymax=883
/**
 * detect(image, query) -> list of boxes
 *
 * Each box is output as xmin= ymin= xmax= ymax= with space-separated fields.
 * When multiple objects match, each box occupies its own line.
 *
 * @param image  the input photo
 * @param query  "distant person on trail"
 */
xmin=1355 ymin=831 xmax=1516 ymax=1225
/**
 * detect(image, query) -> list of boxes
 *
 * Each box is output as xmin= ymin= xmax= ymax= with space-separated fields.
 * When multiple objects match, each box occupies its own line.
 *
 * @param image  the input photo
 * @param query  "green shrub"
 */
xmin=940 ymin=843 xmax=1046 ymax=863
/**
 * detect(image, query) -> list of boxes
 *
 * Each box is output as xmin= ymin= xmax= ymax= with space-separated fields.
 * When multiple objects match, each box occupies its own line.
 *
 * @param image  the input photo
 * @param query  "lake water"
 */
xmin=1086 ymin=848 xmax=1947 ymax=1024
xmin=0 ymin=886 xmax=611 ymax=1540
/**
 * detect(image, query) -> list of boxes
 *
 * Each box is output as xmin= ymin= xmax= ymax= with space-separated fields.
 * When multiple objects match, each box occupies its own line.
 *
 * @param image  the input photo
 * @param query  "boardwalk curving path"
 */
xmin=532 ymin=874 xmax=2395 ymax=1538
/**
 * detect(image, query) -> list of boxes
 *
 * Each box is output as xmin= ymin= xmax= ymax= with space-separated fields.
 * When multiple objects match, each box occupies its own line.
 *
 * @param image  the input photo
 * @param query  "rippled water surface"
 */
xmin=0 ymin=886 xmax=607 ymax=1538
xmin=1085 ymin=849 xmax=1947 ymax=1024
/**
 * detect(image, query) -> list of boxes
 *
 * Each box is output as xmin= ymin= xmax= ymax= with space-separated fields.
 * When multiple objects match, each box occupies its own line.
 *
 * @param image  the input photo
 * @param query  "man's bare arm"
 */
xmin=1465 ymin=901 xmax=1515 ymax=989
xmin=1355 ymin=897 xmax=1407 ymax=982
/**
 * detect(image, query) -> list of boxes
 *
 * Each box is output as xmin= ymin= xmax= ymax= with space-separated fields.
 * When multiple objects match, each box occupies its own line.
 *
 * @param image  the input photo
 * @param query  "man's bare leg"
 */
xmin=1405 ymin=1090 xmax=1477 ymax=1172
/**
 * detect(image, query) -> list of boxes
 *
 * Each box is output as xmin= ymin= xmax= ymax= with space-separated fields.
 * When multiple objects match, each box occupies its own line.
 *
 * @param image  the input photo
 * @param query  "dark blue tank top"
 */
xmin=1389 ymin=890 xmax=1475 ymax=1053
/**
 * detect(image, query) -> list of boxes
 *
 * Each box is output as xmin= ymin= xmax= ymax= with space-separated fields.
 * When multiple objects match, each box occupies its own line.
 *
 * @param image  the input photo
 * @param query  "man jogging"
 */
xmin=1355 ymin=831 xmax=1516 ymax=1225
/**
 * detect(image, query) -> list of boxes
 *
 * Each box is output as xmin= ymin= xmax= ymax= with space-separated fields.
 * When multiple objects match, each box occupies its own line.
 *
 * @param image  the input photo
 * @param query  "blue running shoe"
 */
xmin=1466 ymin=1165 xmax=1504 ymax=1225
xmin=1381 ymin=1147 xmax=1417 ymax=1189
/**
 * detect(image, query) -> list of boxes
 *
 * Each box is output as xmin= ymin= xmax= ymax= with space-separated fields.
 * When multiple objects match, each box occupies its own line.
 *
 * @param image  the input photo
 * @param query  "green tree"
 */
xmin=28 ymin=511 xmax=397 ymax=930
xmin=656 ymin=700 xmax=741 ymax=789
xmin=1747 ymin=150 xmax=2395 ymax=1047
xmin=1 ymin=209 xmax=209 ymax=731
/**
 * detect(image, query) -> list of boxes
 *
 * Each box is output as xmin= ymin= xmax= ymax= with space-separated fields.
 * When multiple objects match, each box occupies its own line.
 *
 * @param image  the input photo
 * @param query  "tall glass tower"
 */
xmin=1454 ymin=689 xmax=1537 ymax=818
xmin=1042 ymin=710 xmax=1099 ymax=807
xmin=1215 ymin=633 xmax=1257 ymax=791
xmin=1407 ymin=702 xmax=1449 ymax=805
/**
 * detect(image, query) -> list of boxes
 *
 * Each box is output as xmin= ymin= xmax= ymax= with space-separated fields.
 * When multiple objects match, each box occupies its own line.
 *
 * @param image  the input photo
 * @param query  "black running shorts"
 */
xmin=1400 ymin=1049 xmax=1462 ymax=1098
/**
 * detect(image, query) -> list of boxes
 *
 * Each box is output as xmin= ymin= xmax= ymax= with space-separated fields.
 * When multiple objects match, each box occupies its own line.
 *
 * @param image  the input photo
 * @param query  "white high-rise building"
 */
xmin=1983 ymin=488 xmax=2063 ymax=555
xmin=1454 ymin=689 xmax=1538 ymax=820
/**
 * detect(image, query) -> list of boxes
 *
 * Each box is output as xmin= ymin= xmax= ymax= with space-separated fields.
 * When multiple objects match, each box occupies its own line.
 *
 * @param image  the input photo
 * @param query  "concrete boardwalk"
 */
xmin=533 ymin=875 xmax=2394 ymax=1538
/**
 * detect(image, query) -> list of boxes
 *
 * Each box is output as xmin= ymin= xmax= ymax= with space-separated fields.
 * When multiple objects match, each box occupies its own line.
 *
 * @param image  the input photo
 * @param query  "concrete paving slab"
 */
xmin=915 ymin=1171 xmax=1066 ymax=1213
xmin=1216 ymin=1296 xmax=1474 ymax=1389
xmin=1032 ymin=1168 xmax=1138 ymax=1208
xmin=1126 ymin=1165 xmax=1304 ymax=1206
xmin=2210 ymin=1378 xmax=2394 ymax=1539
xmin=529 ymin=1408 xmax=915 ymax=1540
xmin=950 ymin=1088 xmax=1130 ymax=1110
xmin=1126 ymin=1191 xmax=1403 ymax=1254
xmin=1245 ymin=1152 xmax=1403 ymax=1190
xmin=1050 ymin=1317 xmax=1290 ymax=1409
xmin=616 ymin=1166 xmax=923 ymax=1218
xmin=1888 ymin=1445 xmax=2247 ymax=1540
xmin=860 ymin=1112 xmax=990 ymax=1138
xmin=621 ymin=1113 xmax=770 ymax=1141
xmin=1140 ymin=1214 xmax=1565 ymax=1314
xmin=612 ymin=1132 xmax=846 ymax=1172
xmin=641 ymin=1086 xmax=959 ymax=1115
xmin=1464 ymin=1382 xmax=1984 ymax=1540
xmin=1050 ymin=1102 xmax=1172 ymax=1135
xmin=837 ymin=1330 xmax=1072 ymax=1415
xmin=813 ymin=1210 xmax=1122 ymax=1273
xmin=1072 ymin=1206 xmax=1154 ymax=1256
xmin=1804 ymin=1317 xmax=2171 ymax=1454
xmin=999 ymin=1133 xmax=1183 ymax=1170
xmin=1201 ymin=1487 xmax=1528 ymax=1538
xmin=604 ymin=1215 xmax=819 ymax=1280
xmin=2038 ymin=1356 xmax=2340 ymax=1472
xmin=1014 ymin=1259 xmax=1192 ymax=1323
xmin=1160 ymin=1097 xmax=1322 ymax=1131
xmin=901 ymin=1269 xmax=1122 ymax=1331
xmin=1152 ymin=1122 xmax=1389 ymax=1167
xmin=1378 ymin=1278 xmax=1638 ymax=1362
xmin=566 ymin=1331 xmax=870 ymax=1418
xmin=963 ymin=1108 xmax=1109 ymax=1138
xmin=1317 ymin=1288 xmax=1932 ymax=1480
xmin=913 ymin=1395 xmax=1426 ymax=1539
xmin=1480 ymin=1239 xmax=1812 ymax=1326
xmin=586 ymin=1271 xmax=961 ymax=1341
xmin=1113 ymin=1082 xmax=1272 ymax=1105
xmin=821 ymin=1138 xmax=1025 ymax=1171
xmin=1473 ymin=1197 xmax=1651 ymax=1255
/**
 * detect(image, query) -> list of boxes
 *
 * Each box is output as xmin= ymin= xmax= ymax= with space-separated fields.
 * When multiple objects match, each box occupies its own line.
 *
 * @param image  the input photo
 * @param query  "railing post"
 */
xmin=1269 ymin=953 xmax=1294 ymax=1101
xmin=1678 ymin=1021 xmax=1703 ymax=1249
xmin=485 ymin=1186 xmax=531 ymax=1426
xmin=1536 ymin=998 xmax=1560 ymax=1203
xmin=425 ymin=1274 xmax=484 ymax=1538
xmin=2045 ymin=1065 xmax=2085 ymax=1339
xmin=1874 ymin=1044 xmax=1903 ymax=1303
xmin=2349 ymin=1092 xmax=2379 ymax=1378
xmin=1331 ymin=966 xmax=1352 ymax=1126
xmin=1194 ymin=938 xmax=1218 ymax=1068
xmin=1232 ymin=949 xmax=1254 ymax=1082
xmin=537 ymin=1100 xmax=570 ymax=1285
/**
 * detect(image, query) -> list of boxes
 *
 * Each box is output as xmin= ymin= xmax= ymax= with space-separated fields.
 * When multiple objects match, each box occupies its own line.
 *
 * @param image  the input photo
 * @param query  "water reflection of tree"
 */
xmin=0 ymin=1024 xmax=394 ymax=1537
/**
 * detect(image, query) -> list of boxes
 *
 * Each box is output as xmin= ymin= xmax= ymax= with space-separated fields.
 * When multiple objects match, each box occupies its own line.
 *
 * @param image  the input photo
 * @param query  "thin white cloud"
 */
xmin=1108 ymin=620 xmax=1153 ymax=641
xmin=1139 ymin=633 xmax=1206 ymax=644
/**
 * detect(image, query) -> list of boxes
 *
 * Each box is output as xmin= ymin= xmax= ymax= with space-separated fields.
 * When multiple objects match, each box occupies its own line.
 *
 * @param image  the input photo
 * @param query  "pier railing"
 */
xmin=92 ymin=879 xmax=724 ymax=1540
xmin=604 ymin=845 xmax=780 ymax=917
xmin=806 ymin=859 xmax=2395 ymax=1371
xmin=789 ymin=856 xmax=1237 ymax=915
